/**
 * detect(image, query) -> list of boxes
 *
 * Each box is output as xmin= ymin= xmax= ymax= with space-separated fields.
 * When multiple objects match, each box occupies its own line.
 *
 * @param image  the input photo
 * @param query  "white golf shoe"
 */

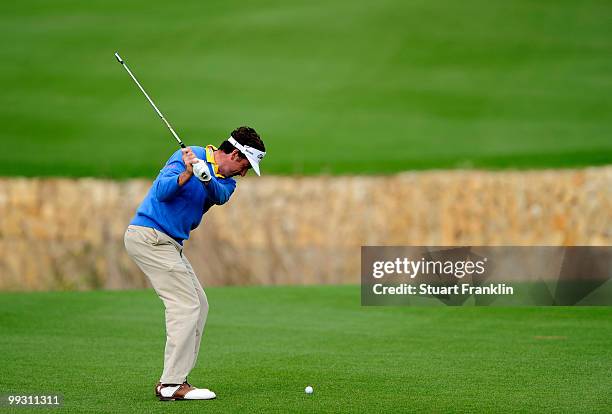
xmin=158 ymin=382 xmax=216 ymax=401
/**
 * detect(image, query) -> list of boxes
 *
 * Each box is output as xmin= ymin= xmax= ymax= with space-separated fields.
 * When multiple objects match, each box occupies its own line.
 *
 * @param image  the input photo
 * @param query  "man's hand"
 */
xmin=178 ymin=147 xmax=199 ymax=186
xmin=193 ymin=161 xmax=212 ymax=182
xmin=181 ymin=147 xmax=198 ymax=175
xmin=178 ymin=147 xmax=212 ymax=184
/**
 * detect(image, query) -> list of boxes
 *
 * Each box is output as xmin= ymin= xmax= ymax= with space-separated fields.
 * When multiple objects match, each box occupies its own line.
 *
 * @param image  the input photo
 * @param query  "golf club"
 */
xmin=114 ymin=52 xmax=186 ymax=149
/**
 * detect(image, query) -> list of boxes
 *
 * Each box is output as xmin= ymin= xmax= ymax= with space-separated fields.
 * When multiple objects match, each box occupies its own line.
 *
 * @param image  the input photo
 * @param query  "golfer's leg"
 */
xmin=182 ymin=254 xmax=209 ymax=372
xmin=124 ymin=227 xmax=200 ymax=384
xmin=159 ymin=261 xmax=203 ymax=384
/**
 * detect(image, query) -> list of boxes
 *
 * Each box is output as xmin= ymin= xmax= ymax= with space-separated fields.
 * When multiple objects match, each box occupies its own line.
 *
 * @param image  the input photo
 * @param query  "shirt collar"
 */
xmin=205 ymin=145 xmax=225 ymax=178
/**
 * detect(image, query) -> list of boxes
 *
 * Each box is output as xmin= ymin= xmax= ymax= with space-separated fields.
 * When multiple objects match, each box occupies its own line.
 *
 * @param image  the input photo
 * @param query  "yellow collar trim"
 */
xmin=205 ymin=145 xmax=225 ymax=178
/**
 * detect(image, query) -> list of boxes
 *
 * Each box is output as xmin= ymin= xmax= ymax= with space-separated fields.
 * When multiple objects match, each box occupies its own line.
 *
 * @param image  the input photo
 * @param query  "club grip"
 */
xmin=114 ymin=52 xmax=124 ymax=64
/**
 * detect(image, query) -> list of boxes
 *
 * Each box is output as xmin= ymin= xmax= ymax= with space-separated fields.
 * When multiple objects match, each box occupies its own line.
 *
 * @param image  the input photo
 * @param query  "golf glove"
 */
xmin=193 ymin=160 xmax=212 ymax=182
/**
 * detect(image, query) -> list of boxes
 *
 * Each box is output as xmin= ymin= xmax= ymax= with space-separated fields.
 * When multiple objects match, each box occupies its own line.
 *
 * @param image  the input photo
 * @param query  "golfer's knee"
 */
xmin=197 ymin=297 xmax=208 ymax=319
xmin=172 ymin=297 xmax=201 ymax=320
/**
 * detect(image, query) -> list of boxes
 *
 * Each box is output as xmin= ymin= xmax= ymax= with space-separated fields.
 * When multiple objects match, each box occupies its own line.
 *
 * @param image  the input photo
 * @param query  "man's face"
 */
xmin=219 ymin=150 xmax=251 ymax=178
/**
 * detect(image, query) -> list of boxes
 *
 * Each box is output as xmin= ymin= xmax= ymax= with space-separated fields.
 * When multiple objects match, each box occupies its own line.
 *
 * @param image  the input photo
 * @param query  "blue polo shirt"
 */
xmin=130 ymin=145 xmax=236 ymax=244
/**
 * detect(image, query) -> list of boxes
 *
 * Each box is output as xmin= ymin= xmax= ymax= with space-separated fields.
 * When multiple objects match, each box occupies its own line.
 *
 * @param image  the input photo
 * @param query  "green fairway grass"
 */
xmin=0 ymin=286 xmax=610 ymax=413
xmin=1 ymin=0 xmax=612 ymax=177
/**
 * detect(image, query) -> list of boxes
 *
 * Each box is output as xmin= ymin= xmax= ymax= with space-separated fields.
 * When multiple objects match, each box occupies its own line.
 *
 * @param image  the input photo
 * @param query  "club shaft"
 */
xmin=115 ymin=53 xmax=185 ymax=148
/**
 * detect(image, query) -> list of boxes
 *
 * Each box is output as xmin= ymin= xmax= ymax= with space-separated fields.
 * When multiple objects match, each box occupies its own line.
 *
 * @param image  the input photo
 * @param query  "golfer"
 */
xmin=124 ymin=126 xmax=266 ymax=401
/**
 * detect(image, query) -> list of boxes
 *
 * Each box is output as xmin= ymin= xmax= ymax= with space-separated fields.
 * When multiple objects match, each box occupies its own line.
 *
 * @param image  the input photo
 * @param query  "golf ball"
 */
xmin=305 ymin=386 xmax=313 ymax=394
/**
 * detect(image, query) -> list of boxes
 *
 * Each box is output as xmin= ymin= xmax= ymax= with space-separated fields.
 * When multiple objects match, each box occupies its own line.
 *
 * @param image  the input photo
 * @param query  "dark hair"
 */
xmin=219 ymin=126 xmax=265 ymax=157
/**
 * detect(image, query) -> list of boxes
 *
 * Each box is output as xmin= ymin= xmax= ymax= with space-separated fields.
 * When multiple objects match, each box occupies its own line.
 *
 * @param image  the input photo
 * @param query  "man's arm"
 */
xmin=154 ymin=163 xmax=184 ymax=201
xmin=154 ymin=148 xmax=197 ymax=201
xmin=204 ymin=176 xmax=236 ymax=205
xmin=191 ymin=155 xmax=235 ymax=205
xmin=177 ymin=170 xmax=193 ymax=186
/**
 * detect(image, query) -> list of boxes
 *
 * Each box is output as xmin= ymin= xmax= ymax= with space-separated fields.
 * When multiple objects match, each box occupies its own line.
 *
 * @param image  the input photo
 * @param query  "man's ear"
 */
xmin=231 ymin=149 xmax=241 ymax=160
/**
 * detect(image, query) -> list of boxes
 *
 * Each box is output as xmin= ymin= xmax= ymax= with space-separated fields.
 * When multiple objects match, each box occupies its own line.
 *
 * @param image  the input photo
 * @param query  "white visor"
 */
xmin=227 ymin=136 xmax=266 ymax=176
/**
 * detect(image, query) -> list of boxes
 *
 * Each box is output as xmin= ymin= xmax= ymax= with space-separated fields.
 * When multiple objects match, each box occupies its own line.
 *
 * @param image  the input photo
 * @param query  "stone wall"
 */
xmin=0 ymin=167 xmax=610 ymax=291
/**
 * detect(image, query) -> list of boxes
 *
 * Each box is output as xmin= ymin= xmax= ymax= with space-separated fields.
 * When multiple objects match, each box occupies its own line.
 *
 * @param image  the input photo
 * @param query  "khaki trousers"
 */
xmin=124 ymin=225 xmax=208 ymax=384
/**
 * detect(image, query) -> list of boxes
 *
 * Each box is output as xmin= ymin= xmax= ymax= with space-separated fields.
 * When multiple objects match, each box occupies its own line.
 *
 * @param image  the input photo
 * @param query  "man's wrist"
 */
xmin=178 ymin=170 xmax=193 ymax=186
